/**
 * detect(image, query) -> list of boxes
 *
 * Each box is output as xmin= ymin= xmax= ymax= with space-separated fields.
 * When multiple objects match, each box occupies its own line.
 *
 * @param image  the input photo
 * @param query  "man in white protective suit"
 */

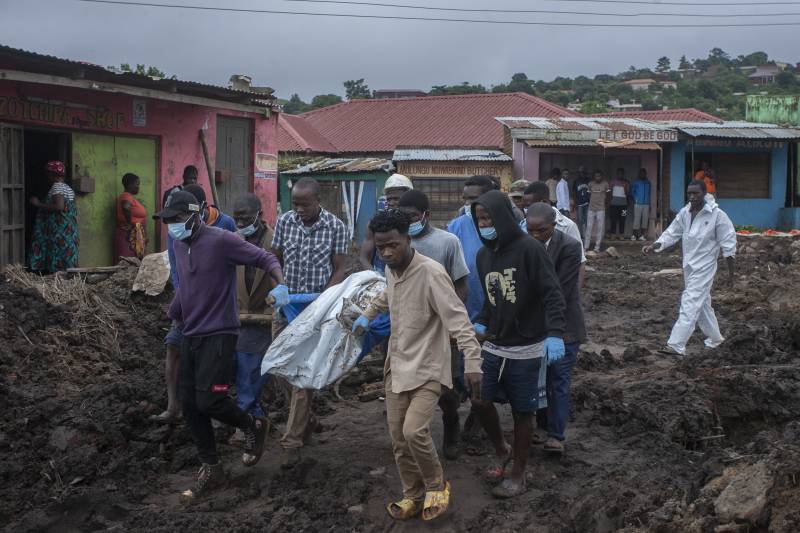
xmin=643 ymin=180 xmax=737 ymax=355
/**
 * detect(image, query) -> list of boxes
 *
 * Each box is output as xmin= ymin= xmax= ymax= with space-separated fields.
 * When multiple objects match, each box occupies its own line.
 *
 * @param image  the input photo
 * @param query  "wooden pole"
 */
xmin=199 ymin=129 xmax=220 ymax=206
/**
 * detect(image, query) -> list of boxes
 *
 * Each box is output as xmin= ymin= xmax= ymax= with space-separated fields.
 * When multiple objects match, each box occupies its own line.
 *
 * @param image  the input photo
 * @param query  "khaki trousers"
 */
xmin=385 ymin=372 xmax=444 ymax=501
xmin=273 ymin=314 xmax=315 ymax=450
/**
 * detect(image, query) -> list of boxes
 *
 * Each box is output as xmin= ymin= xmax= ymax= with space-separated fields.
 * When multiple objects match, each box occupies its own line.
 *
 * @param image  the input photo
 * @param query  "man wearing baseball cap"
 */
xmin=359 ymin=174 xmax=413 ymax=273
xmin=154 ymin=191 xmax=289 ymax=502
xmin=508 ymin=180 xmax=529 ymax=213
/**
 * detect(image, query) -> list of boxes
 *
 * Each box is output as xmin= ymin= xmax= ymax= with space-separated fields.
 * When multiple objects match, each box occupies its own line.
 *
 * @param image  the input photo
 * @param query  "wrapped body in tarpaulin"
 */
xmin=261 ymin=270 xmax=386 ymax=389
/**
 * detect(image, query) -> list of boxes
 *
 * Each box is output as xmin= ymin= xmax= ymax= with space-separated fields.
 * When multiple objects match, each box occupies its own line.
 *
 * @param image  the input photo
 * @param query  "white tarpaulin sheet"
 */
xmin=261 ymin=271 xmax=385 ymax=389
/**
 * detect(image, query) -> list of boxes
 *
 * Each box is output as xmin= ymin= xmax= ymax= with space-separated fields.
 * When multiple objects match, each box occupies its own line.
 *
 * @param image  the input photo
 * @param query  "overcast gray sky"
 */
xmin=3 ymin=0 xmax=799 ymax=100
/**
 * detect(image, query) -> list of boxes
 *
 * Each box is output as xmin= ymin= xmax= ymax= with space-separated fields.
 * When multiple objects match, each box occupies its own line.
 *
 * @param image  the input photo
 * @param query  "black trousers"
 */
xmin=179 ymin=334 xmax=252 ymax=464
xmin=609 ymin=205 xmax=627 ymax=235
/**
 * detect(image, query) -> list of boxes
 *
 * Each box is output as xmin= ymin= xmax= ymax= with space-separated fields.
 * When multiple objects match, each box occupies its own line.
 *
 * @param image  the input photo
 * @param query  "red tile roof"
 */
xmin=278 ymin=114 xmax=337 ymax=153
xmin=592 ymin=108 xmax=723 ymax=123
xmin=279 ymin=92 xmax=578 ymax=153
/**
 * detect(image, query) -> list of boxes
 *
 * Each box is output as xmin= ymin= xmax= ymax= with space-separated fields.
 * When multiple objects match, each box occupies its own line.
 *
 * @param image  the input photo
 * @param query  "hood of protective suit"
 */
xmin=472 ymin=190 xmax=523 ymax=249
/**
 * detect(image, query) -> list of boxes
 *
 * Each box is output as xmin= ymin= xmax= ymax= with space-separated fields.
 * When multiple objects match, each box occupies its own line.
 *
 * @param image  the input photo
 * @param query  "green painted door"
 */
xmin=73 ymin=133 xmax=157 ymax=267
xmin=115 ymin=136 xmax=157 ymax=254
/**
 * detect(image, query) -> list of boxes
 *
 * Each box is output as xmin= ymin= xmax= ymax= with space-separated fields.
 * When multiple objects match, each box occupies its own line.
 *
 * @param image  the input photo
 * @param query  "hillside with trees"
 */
xmin=282 ymin=49 xmax=800 ymax=119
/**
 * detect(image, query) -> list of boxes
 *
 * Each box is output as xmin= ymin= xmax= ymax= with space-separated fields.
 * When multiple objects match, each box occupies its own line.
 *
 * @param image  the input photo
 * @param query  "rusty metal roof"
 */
xmin=524 ymin=140 xmax=661 ymax=150
xmin=392 ymin=147 xmax=512 ymax=162
xmin=0 ymin=44 xmax=276 ymax=108
xmin=498 ymin=116 xmax=679 ymax=143
xmin=592 ymin=108 xmax=723 ymax=123
xmin=282 ymin=157 xmax=394 ymax=175
xmin=278 ymin=93 xmax=579 ymax=154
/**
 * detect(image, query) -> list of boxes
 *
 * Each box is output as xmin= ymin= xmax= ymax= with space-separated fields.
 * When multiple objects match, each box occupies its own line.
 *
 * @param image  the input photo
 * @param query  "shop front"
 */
xmin=666 ymin=122 xmax=800 ymax=229
xmin=393 ymin=147 xmax=513 ymax=229
xmin=499 ymin=117 xmax=677 ymax=236
xmin=0 ymin=46 xmax=278 ymax=268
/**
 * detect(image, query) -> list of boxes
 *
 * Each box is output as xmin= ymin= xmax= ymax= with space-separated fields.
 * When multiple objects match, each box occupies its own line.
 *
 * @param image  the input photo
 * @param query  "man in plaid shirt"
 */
xmin=271 ymin=177 xmax=349 ymax=468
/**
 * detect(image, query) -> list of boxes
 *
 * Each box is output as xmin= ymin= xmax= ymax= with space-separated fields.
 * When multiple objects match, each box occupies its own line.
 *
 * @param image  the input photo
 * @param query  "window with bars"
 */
xmin=412 ymin=177 xmax=465 ymax=229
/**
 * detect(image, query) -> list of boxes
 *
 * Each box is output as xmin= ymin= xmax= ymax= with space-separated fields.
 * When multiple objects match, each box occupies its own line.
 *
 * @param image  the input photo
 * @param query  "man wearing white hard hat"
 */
xmin=359 ymin=174 xmax=413 ymax=273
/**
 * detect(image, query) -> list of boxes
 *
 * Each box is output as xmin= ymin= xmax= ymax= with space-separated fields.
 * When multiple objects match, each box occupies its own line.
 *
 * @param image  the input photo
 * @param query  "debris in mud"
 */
xmin=3 ymin=249 xmax=800 ymax=532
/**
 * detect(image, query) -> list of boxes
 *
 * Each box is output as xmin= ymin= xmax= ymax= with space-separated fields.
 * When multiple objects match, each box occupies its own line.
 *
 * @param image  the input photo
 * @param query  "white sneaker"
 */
xmin=704 ymin=337 xmax=725 ymax=349
xmin=630 ymin=235 xmax=637 ymax=241
xmin=638 ymin=236 xmax=646 ymax=241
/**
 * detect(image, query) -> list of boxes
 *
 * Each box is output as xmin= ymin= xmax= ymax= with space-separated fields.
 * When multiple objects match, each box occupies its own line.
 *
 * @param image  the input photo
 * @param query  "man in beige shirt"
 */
xmin=353 ymin=209 xmax=482 ymax=522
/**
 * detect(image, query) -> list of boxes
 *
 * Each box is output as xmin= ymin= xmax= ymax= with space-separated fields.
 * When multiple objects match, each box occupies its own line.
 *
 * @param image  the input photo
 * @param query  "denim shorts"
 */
xmin=164 ymin=320 xmax=184 ymax=347
xmin=480 ymin=351 xmax=546 ymax=413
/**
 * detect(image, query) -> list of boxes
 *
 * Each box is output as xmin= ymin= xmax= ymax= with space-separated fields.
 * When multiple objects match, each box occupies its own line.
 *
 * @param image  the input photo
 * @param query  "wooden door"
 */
xmin=0 ymin=124 xmax=25 ymax=267
xmin=215 ymin=116 xmax=252 ymax=213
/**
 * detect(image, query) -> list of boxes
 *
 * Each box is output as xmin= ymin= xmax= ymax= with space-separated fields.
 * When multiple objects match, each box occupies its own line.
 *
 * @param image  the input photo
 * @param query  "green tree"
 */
xmin=708 ymin=48 xmax=731 ymax=66
xmin=310 ymin=94 xmax=343 ymax=108
xmin=736 ymin=51 xmax=769 ymax=66
xmin=678 ymin=55 xmax=692 ymax=70
xmin=283 ymin=93 xmax=310 ymax=114
xmin=656 ymin=56 xmax=671 ymax=74
xmin=776 ymin=71 xmax=798 ymax=88
xmin=117 ymin=63 xmax=169 ymax=78
xmin=493 ymin=73 xmax=537 ymax=95
xmin=429 ymin=82 xmax=487 ymax=96
xmin=343 ymin=79 xmax=371 ymax=100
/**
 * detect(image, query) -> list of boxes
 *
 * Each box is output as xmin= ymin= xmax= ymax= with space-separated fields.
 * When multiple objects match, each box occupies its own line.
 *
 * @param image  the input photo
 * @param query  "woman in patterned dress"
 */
xmin=29 ymin=160 xmax=79 ymax=273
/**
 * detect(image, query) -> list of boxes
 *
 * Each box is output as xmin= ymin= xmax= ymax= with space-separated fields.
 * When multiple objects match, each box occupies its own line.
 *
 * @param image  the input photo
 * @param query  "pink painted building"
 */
xmin=0 ymin=45 xmax=278 ymax=267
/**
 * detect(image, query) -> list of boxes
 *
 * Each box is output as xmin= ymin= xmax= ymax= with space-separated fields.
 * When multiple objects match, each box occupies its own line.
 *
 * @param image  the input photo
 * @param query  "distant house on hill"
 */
xmin=623 ymin=78 xmax=657 ymax=91
xmin=749 ymin=65 xmax=782 ymax=85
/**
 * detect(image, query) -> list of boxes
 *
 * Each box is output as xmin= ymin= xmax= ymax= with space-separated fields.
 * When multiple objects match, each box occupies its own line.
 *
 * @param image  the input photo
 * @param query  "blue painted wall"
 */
xmin=669 ymin=140 xmax=788 ymax=229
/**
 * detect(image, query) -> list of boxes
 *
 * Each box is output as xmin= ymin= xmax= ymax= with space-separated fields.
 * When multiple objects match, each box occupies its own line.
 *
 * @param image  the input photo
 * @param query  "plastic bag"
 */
xmin=261 ymin=271 xmax=385 ymax=389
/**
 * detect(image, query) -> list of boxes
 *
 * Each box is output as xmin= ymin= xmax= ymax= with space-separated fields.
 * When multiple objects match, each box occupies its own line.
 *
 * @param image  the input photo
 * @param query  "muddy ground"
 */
xmin=2 ymin=239 xmax=800 ymax=532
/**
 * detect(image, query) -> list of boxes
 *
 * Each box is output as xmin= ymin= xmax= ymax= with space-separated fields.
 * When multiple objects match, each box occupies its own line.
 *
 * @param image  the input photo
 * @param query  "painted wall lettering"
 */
xmin=0 ymin=96 xmax=126 ymax=130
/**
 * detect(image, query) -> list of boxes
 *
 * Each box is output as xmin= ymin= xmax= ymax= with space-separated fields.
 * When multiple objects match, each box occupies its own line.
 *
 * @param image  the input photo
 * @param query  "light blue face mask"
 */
xmin=237 ymin=212 xmax=260 ymax=237
xmin=408 ymin=219 xmax=425 ymax=237
xmin=168 ymin=219 xmax=193 ymax=241
xmin=480 ymin=226 xmax=498 ymax=240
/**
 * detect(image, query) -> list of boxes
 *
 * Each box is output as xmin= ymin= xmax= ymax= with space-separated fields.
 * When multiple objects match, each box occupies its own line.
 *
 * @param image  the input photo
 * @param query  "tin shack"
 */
xmin=500 ymin=116 xmax=800 ymax=231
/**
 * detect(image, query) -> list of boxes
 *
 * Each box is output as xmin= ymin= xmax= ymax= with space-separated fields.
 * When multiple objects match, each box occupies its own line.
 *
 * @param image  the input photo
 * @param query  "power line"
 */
xmin=550 ymin=0 xmax=800 ymax=5
xmin=275 ymin=0 xmax=800 ymax=18
xmin=77 ymin=0 xmax=800 ymax=27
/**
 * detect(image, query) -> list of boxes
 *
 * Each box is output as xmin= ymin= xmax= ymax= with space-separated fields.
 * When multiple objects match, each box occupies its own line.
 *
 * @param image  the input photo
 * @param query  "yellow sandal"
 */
xmin=386 ymin=498 xmax=423 ymax=520
xmin=422 ymin=481 xmax=451 ymax=521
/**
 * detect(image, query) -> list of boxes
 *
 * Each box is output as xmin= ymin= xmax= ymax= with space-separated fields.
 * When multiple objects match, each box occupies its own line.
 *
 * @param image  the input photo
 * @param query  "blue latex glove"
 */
xmin=352 ymin=314 xmax=370 ymax=335
xmin=544 ymin=336 xmax=565 ymax=365
xmin=473 ymin=323 xmax=487 ymax=337
xmin=268 ymin=284 xmax=289 ymax=308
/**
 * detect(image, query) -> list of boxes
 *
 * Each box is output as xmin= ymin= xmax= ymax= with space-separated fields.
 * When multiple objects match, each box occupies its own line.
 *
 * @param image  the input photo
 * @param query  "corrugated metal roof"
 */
xmin=278 ymin=93 xmax=579 ymax=153
xmin=665 ymin=120 xmax=800 ymax=139
xmin=524 ymin=140 xmax=660 ymax=150
xmin=679 ymin=127 xmax=800 ymax=139
xmin=592 ymin=108 xmax=723 ymax=123
xmin=497 ymin=116 xmax=676 ymax=131
xmin=279 ymin=114 xmax=338 ymax=153
xmin=0 ymin=44 xmax=276 ymax=108
xmin=392 ymin=147 xmax=512 ymax=162
xmin=498 ymin=116 xmax=679 ymax=143
xmin=283 ymin=158 xmax=394 ymax=175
